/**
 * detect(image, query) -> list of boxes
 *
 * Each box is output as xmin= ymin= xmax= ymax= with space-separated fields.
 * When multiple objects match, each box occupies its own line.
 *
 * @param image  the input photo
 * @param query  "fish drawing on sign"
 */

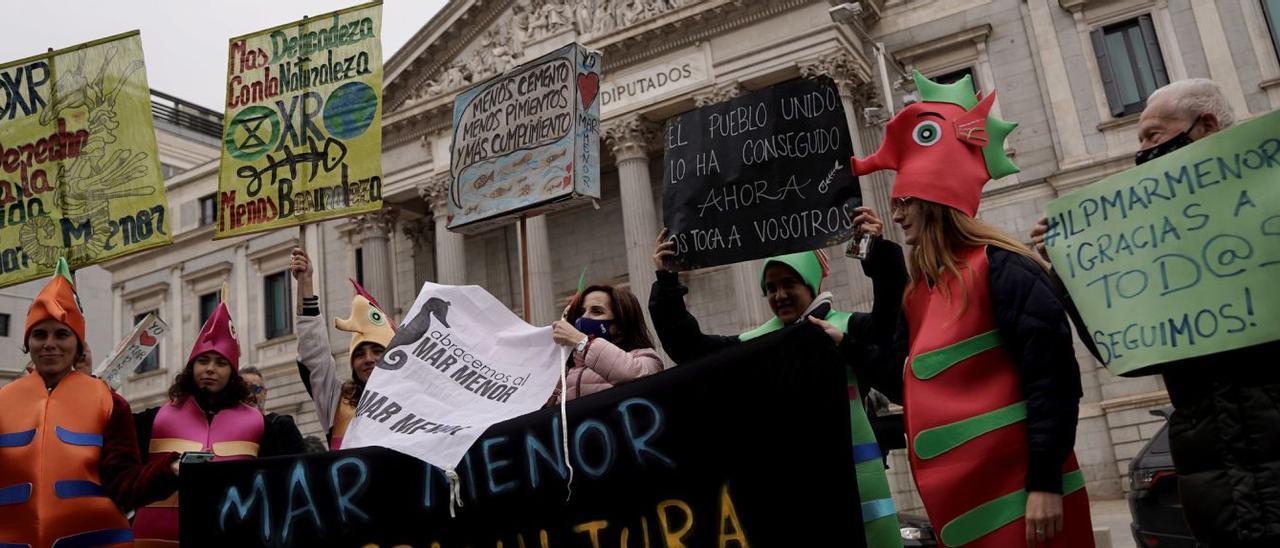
xmin=545 ymin=148 xmax=567 ymax=163
xmin=487 ymin=185 xmax=513 ymax=199
xmin=516 ymin=183 xmax=533 ymax=197
xmin=514 ymin=152 xmax=535 ymax=166
xmin=472 ymin=171 xmax=495 ymax=190
xmin=463 ymin=203 xmax=481 ymax=215
xmin=542 ymin=177 xmax=562 ymax=192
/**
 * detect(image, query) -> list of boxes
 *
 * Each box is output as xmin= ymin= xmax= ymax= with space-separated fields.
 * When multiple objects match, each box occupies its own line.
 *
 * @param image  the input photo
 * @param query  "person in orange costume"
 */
xmin=854 ymin=72 xmax=1093 ymax=547
xmin=0 ymin=258 xmax=179 ymax=548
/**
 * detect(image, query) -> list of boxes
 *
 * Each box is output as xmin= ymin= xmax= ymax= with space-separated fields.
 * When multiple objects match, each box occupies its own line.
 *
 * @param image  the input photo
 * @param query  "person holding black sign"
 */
xmin=649 ymin=206 xmax=908 ymax=548
xmin=856 ymin=71 xmax=1093 ymax=547
xmin=1030 ymin=79 xmax=1279 ymax=548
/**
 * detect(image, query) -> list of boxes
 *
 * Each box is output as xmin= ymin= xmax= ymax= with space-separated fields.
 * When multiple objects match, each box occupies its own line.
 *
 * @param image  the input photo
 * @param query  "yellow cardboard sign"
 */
xmin=0 ymin=31 xmax=171 ymax=288
xmin=216 ymin=1 xmax=384 ymax=239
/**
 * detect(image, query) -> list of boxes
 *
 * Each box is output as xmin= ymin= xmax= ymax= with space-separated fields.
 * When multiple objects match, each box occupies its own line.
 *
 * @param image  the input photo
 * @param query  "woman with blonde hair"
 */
xmin=854 ymin=71 xmax=1092 ymax=547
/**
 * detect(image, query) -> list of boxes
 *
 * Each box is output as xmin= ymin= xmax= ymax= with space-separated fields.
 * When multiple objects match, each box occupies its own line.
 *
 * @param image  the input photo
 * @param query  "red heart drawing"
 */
xmin=140 ymin=332 xmax=157 ymax=346
xmin=577 ymin=72 xmax=599 ymax=109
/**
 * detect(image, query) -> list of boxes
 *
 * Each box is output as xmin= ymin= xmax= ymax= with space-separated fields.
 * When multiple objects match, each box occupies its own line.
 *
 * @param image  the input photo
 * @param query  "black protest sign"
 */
xmin=661 ymin=77 xmax=859 ymax=270
xmin=180 ymin=326 xmax=866 ymax=547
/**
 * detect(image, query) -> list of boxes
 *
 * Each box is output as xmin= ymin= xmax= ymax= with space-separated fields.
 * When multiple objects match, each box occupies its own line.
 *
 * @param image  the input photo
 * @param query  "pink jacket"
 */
xmin=564 ymin=338 xmax=664 ymax=401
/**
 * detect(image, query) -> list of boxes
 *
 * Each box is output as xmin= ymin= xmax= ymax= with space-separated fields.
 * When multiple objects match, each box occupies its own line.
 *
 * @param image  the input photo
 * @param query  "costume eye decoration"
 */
xmin=913 ymin=120 xmax=942 ymax=146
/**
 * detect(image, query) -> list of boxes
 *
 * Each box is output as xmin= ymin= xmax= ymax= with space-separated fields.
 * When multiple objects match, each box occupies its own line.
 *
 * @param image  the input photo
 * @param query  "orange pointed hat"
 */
xmin=852 ymin=70 xmax=1020 ymax=216
xmin=25 ymin=257 xmax=85 ymax=346
xmin=334 ymin=279 xmax=396 ymax=355
xmin=187 ymin=287 xmax=240 ymax=371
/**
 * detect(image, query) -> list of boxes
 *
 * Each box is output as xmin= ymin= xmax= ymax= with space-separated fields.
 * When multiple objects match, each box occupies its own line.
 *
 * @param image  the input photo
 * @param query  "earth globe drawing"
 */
xmin=324 ymin=82 xmax=379 ymax=139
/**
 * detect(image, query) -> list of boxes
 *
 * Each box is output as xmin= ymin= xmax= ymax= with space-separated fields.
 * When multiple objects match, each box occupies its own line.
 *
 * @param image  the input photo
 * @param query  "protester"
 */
xmin=1030 ymin=79 xmax=1278 ymax=547
xmin=132 ymin=298 xmax=290 ymax=545
xmin=239 ymin=366 xmax=306 ymax=455
xmin=0 ymin=258 xmax=176 ymax=548
xmin=649 ymin=206 xmax=907 ymax=548
xmin=855 ymin=70 xmax=1092 ymax=547
xmin=548 ymin=285 xmax=662 ymax=403
xmin=290 ymin=247 xmax=393 ymax=449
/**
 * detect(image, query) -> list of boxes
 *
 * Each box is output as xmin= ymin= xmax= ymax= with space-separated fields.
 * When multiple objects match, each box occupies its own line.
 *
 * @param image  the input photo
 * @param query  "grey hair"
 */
xmin=1148 ymin=79 xmax=1236 ymax=128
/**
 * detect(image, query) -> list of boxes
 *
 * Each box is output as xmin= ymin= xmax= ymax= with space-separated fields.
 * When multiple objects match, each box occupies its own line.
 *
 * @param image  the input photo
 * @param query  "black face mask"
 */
xmin=1135 ymin=119 xmax=1198 ymax=165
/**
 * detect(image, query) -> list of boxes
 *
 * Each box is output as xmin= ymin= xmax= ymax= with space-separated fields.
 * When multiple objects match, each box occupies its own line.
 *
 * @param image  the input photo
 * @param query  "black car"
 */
xmin=1128 ymin=407 xmax=1199 ymax=547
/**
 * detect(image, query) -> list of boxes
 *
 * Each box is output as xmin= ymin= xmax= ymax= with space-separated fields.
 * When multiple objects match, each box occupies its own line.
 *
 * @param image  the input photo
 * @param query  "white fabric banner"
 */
xmin=343 ymin=282 xmax=562 ymax=470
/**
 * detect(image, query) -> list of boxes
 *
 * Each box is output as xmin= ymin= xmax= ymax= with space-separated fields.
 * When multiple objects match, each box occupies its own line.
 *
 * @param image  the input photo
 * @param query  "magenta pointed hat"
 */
xmin=187 ymin=301 xmax=240 ymax=371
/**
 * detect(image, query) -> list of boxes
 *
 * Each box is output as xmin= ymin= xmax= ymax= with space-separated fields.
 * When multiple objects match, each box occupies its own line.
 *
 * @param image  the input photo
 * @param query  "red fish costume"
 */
xmin=0 ymin=258 xmax=134 ymax=548
xmin=132 ymin=300 xmax=263 ymax=547
xmin=854 ymin=71 xmax=1092 ymax=547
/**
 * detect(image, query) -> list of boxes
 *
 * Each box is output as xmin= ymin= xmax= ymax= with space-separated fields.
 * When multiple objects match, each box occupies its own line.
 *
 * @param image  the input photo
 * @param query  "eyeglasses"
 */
xmin=891 ymin=197 xmax=915 ymax=212
xmin=248 ymin=384 xmax=265 ymax=395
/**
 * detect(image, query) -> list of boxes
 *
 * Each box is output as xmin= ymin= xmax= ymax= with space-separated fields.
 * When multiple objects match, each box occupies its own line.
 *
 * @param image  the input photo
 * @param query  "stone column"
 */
xmin=523 ymin=215 xmax=557 ymax=325
xmin=802 ymin=52 xmax=892 ymax=310
xmin=350 ymin=208 xmax=398 ymax=307
xmin=234 ymin=244 xmax=250 ymax=350
xmin=602 ymin=115 xmax=660 ymax=310
xmin=693 ymin=83 xmax=772 ymax=328
xmin=421 ymin=176 xmax=467 ymax=285
xmin=167 ymin=268 xmax=182 ymax=373
xmin=401 ymin=216 xmax=433 ymax=288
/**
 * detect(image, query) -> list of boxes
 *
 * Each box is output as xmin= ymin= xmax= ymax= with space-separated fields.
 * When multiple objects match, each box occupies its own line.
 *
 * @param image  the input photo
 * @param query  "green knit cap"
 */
xmin=759 ymin=250 xmax=825 ymax=297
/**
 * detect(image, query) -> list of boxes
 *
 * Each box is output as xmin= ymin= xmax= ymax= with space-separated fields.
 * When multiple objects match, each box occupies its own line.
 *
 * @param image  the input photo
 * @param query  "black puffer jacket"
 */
xmin=1057 ymin=275 xmax=1280 ymax=544
xmin=877 ymin=247 xmax=1085 ymax=493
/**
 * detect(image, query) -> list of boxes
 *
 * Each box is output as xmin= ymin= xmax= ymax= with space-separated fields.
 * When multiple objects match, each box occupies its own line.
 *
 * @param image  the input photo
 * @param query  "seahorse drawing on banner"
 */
xmin=21 ymin=44 xmax=157 ymax=267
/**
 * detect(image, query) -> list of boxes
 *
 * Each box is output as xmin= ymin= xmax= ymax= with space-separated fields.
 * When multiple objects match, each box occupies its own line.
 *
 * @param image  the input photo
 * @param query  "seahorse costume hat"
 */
xmin=335 ymin=279 xmax=396 ymax=355
xmin=188 ymin=300 xmax=240 ymax=371
xmin=25 ymin=257 xmax=85 ymax=346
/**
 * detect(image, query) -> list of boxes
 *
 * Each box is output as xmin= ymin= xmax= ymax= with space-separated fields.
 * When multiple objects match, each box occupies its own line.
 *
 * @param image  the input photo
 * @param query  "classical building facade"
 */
xmin=94 ymin=0 xmax=1280 ymax=511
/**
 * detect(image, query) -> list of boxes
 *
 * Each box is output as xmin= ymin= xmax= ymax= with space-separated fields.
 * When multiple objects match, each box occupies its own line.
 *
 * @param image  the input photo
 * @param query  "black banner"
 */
xmin=661 ymin=77 xmax=859 ymax=270
xmin=180 ymin=326 xmax=865 ymax=547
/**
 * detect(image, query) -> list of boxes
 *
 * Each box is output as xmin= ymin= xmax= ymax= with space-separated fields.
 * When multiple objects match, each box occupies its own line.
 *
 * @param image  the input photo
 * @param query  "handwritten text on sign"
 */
xmin=661 ymin=77 xmax=859 ymax=270
xmin=1043 ymin=110 xmax=1280 ymax=375
xmin=0 ymin=32 xmax=170 ymax=288
xmin=447 ymin=43 xmax=602 ymax=233
xmin=216 ymin=2 xmax=383 ymax=239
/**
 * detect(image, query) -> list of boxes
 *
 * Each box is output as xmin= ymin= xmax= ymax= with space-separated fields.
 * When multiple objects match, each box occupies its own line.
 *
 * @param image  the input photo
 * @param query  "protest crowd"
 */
xmin=1 ymin=2 xmax=1278 ymax=547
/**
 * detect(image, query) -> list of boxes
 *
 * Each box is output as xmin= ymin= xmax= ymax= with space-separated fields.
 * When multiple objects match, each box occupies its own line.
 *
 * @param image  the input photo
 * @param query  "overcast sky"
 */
xmin=2 ymin=0 xmax=448 ymax=111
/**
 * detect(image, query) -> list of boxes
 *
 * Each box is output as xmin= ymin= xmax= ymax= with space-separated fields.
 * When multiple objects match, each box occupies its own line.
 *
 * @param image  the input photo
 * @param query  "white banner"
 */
xmin=94 ymin=313 xmax=168 ymax=391
xmin=343 ymin=283 xmax=562 ymax=471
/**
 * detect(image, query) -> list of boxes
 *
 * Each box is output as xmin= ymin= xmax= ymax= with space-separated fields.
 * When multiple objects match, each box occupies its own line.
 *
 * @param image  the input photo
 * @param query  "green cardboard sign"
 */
xmin=1043 ymin=110 xmax=1280 ymax=375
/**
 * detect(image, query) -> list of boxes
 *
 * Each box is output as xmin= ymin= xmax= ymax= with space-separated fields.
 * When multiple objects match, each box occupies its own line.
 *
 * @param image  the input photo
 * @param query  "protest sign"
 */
xmin=661 ymin=77 xmax=859 ymax=270
xmin=93 ymin=313 xmax=169 ymax=390
xmin=447 ymin=43 xmax=602 ymax=234
xmin=0 ymin=31 xmax=170 ymax=288
xmin=215 ymin=2 xmax=383 ymax=239
xmin=341 ymin=282 xmax=563 ymax=471
xmin=180 ymin=326 xmax=866 ymax=547
xmin=1043 ymin=109 xmax=1280 ymax=375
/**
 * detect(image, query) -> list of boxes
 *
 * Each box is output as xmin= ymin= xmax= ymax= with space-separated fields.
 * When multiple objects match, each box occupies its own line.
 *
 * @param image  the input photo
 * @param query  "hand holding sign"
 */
xmin=1042 ymin=110 xmax=1280 ymax=375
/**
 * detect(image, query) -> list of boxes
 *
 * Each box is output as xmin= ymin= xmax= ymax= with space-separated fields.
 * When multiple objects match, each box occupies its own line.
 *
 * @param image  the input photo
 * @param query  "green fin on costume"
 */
xmin=913 ymin=69 xmax=978 ymax=110
xmin=982 ymin=115 xmax=1020 ymax=179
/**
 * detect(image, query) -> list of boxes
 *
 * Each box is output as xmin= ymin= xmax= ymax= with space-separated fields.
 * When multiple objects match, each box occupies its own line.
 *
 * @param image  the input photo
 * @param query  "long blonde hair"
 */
xmin=906 ymin=200 xmax=1047 ymax=313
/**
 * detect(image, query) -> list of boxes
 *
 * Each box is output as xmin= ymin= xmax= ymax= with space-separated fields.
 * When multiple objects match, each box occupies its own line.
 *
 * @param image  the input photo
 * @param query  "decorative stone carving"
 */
xmin=401 ymin=217 xmax=433 ymax=250
xmin=692 ymin=81 xmax=745 ymax=107
xmin=418 ymin=174 xmax=451 ymax=218
xmin=409 ymin=0 xmax=704 ymax=105
xmin=350 ymin=207 xmax=400 ymax=240
xmin=602 ymin=115 xmax=657 ymax=161
xmin=800 ymin=51 xmax=881 ymax=108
